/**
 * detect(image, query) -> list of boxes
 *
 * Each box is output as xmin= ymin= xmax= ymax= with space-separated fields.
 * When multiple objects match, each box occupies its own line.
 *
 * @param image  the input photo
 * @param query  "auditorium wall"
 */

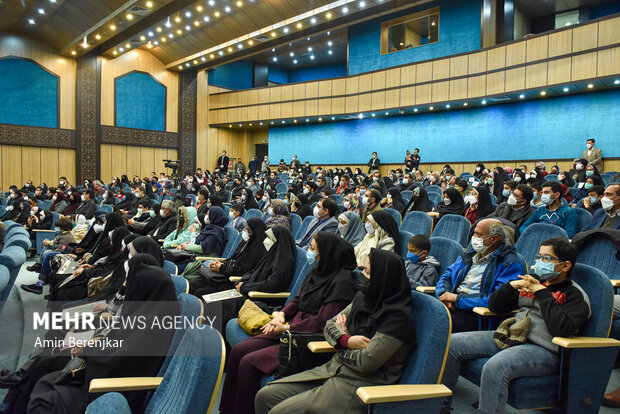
xmin=99 ymin=144 xmax=178 ymax=181
xmin=0 ymin=145 xmax=75 ymax=191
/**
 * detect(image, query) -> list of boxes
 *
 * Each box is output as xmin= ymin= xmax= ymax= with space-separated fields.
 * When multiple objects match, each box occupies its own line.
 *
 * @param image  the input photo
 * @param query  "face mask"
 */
xmin=584 ymin=183 xmax=593 ymax=190
xmin=241 ymin=231 xmax=250 ymax=242
xmin=55 ymin=227 xmax=61 ymax=232
xmin=137 ymin=208 xmax=143 ymax=215
xmin=303 ymin=188 xmax=310 ymax=195
xmin=601 ymin=196 xmax=616 ymax=211
xmin=6 ymin=205 xmax=13 ymax=211
xmin=149 ymin=210 xmax=156 ymax=218
xmin=160 ymin=210 xmax=166 ymax=217
xmin=59 ymin=181 xmax=65 ymax=185
xmin=487 ymin=178 xmax=494 ymax=185
xmin=407 ymin=252 xmax=420 ymax=264
xmin=471 ymin=236 xmax=489 ymax=254
xmin=558 ymin=175 xmax=565 ymax=181
xmin=343 ymin=201 xmax=351 ymax=209
xmin=585 ymin=170 xmax=594 ymax=177
xmin=313 ymin=206 xmax=322 ymax=219
xmin=541 ymin=193 xmax=553 ymax=206
xmin=362 ymin=196 xmax=369 ymax=205
xmin=124 ymin=260 xmax=130 ymax=275
xmin=576 ymin=163 xmax=583 ymax=170
xmin=364 ymin=222 xmax=375 ymax=234
xmin=589 ymin=196 xmax=599 ymax=204
xmin=263 ymin=237 xmax=275 ymax=251
xmin=67 ymin=191 xmax=72 ymax=196
xmin=525 ymin=174 xmax=531 ymax=180
xmin=356 ymin=275 xmax=370 ymax=293
xmin=464 ymin=195 xmax=477 ymax=205
xmin=262 ymin=195 xmax=268 ymax=202
xmin=30 ymin=210 xmax=36 ymax=216
xmin=502 ymin=189 xmax=511 ymax=197
xmin=443 ymin=197 xmax=452 ymax=206
xmin=514 ymin=176 xmax=522 ymax=183
xmin=587 ymin=143 xmax=593 ymax=149
xmin=306 ymin=250 xmax=317 ymax=266
xmin=206 ymin=202 xmax=212 ymax=208
xmin=402 ymin=178 xmax=409 ymax=184
xmin=476 ymin=167 xmax=481 ymax=172
xmin=229 ymin=211 xmax=236 ymax=219
xmin=108 ymin=230 xmax=114 ymax=239
xmin=507 ymin=194 xmax=518 ymax=206
xmin=534 ymin=260 xmax=560 ymax=280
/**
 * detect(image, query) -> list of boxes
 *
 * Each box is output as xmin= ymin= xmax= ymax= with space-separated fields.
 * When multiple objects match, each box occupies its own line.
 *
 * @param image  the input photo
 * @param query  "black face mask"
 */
xmin=356 ymin=276 xmax=370 ymax=293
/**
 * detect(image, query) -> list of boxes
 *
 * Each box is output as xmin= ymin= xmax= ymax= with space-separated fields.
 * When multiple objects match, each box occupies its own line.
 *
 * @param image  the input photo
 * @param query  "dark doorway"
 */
xmin=255 ymin=144 xmax=268 ymax=162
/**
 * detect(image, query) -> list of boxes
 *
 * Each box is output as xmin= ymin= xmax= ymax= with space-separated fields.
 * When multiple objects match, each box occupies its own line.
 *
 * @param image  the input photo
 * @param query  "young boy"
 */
xmin=405 ymin=235 xmax=440 ymax=289
xmin=229 ymin=203 xmax=247 ymax=233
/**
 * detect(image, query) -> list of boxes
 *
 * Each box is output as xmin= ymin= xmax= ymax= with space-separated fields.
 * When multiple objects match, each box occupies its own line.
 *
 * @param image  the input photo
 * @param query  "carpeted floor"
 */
xmin=2 ymin=259 xmax=620 ymax=412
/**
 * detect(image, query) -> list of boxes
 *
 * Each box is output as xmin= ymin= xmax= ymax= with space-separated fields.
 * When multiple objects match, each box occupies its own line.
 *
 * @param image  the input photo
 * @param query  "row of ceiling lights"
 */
xmin=26 ymin=0 xmax=57 ymax=26
xmin=225 ymin=81 xmax=618 ymax=128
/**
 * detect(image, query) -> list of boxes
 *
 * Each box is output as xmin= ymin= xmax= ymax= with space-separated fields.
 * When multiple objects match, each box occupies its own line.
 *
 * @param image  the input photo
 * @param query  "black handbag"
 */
xmin=274 ymin=330 xmax=332 ymax=379
xmin=164 ymin=248 xmax=196 ymax=264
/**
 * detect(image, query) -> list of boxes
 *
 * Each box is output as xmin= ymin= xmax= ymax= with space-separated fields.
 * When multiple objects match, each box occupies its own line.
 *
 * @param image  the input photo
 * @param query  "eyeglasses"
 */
xmin=534 ymin=254 xmax=561 ymax=263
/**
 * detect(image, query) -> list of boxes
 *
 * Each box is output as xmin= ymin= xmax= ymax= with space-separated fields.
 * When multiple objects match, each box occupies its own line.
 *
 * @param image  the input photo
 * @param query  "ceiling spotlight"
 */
xmin=71 ymin=50 xmax=76 ymax=55
xmin=248 ymin=40 xmax=253 ymax=45
xmin=358 ymin=113 xmax=364 ymax=119
xmin=359 ymin=1 xmax=366 ymax=7
xmin=147 ymin=41 xmax=153 ymax=48
xmin=318 ymin=118 xmax=322 ymax=121
xmin=431 ymin=21 xmax=436 ymax=26
xmin=224 ymin=6 xmax=231 ymax=12
xmin=201 ymin=56 xmax=206 ymax=61
xmin=587 ymin=83 xmax=594 ymax=88
xmin=385 ymin=112 xmax=389 ymax=115
xmin=203 ymin=15 xmax=210 ymax=22
xmin=153 ymin=40 xmax=159 ymax=45
xmin=413 ymin=108 xmax=418 ymax=112
xmin=282 ymin=121 xmax=285 ymax=124
xmin=289 ymin=52 xmax=294 ymax=57
xmin=146 ymin=1 xmax=153 ymax=7
xmin=272 ymin=48 xmax=275 ymax=52
xmin=178 ymin=65 xmax=182 ymax=69
xmin=185 ymin=62 xmax=190 ymax=67
xmin=328 ymin=50 xmax=333 ymax=55
xmin=328 ymin=40 xmax=333 ymax=46
xmin=193 ymin=60 xmax=198 ymax=64
xmin=165 ymin=20 xmax=171 ymax=28
xmin=113 ymin=50 xmax=118 ymax=55
xmin=446 ymin=104 xmax=450 ymax=108
xmin=463 ymin=102 xmax=468 ymax=106
xmin=110 ymin=24 xmax=117 ymax=30
xmin=50 ymin=0 xmax=56 ymax=2
xmin=218 ymin=50 xmax=223 ymax=55
xmin=310 ymin=55 xmax=315 ymax=60
xmin=342 ymin=6 xmax=348 ymax=13
xmin=296 ymin=22 xmax=302 ymax=28
xmin=125 ymin=42 xmax=131 ymax=48
xmin=95 ymin=33 xmax=101 ymax=40
xmin=214 ymin=11 xmax=220 ymax=17
xmin=209 ymin=0 xmax=215 ymax=5
xmin=311 ymin=17 xmax=317 ymax=24
xmin=194 ymin=20 xmax=200 ymax=26
xmin=174 ymin=16 xmax=181 ymax=23
xmin=563 ymin=87 xmax=569 ymax=92
xmin=272 ymin=56 xmax=278 ymax=62
xmin=519 ymin=94 xmax=525 ymax=99
xmin=306 ymin=118 xmax=310 ymax=122
xmin=236 ymin=0 xmax=243 ymax=6
xmin=429 ymin=106 xmax=434 ymax=110
xmin=176 ymin=29 xmax=182 ymax=35
xmin=283 ymin=27 xmax=289 ymax=33
xmin=156 ymin=26 xmax=162 ymax=32
xmin=185 ymin=25 xmax=190 ymax=30
xmin=481 ymin=99 xmax=487 ymax=104
xmin=140 ymin=35 xmax=146 ymax=41
xmin=196 ymin=5 xmax=203 ymax=11
xmin=209 ymin=53 xmax=214 ymax=58
xmin=371 ymin=113 xmax=375 ymax=117
xmin=271 ymin=32 xmax=277 ymax=37
xmin=237 ymin=44 xmax=243 ymax=49
xmin=614 ymin=80 xmax=620 ymax=85
xmin=326 ymin=12 xmax=332 ymax=18
xmin=293 ymin=59 xmax=298 ymax=64
xmin=271 ymin=121 xmax=274 ymax=124
xmin=119 ymin=47 xmax=125 ymax=51
xmin=147 ymin=31 xmax=153 ymax=37
xmin=185 ymin=11 xmax=191 ymax=18
xmin=168 ymin=33 xmax=173 ymax=38
xmin=308 ymin=46 xmax=313 ymax=52
xmin=260 ymin=122 xmax=263 ymax=126
xmin=227 ymin=47 xmax=232 ymax=52
xmin=38 ymin=8 xmax=45 ymax=14
xmin=126 ymin=13 xmax=133 ymax=20
xmin=540 ymin=91 xmax=546 ymax=96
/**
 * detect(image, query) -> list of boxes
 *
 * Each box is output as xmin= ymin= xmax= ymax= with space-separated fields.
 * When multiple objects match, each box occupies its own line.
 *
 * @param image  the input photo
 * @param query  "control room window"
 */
xmin=381 ymin=8 xmax=439 ymax=55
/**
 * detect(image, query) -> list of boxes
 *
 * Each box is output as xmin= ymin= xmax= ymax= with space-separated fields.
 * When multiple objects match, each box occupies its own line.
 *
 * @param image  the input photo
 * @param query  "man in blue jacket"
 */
xmin=519 ymin=181 xmax=579 ymax=238
xmin=585 ymin=183 xmax=620 ymax=230
xmin=436 ymin=218 xmax=523 ymax=332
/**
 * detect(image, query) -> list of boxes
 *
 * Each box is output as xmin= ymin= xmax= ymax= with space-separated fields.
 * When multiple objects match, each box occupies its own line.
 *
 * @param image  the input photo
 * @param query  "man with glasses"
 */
xmin=585 ymin=184 xmax=620 ymax=230
xmin=490 ymin=184 xmax=535 ymax=231
xmin=519 ymin=181 xmax=579 ymax=238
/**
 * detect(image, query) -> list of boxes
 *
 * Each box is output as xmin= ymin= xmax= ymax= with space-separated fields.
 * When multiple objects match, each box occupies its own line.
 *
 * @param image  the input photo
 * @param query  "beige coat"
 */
xmin=269 ymin=304 xmax=411 ymax=413
xmin=582 ymin=147 xmax=602 ymax=167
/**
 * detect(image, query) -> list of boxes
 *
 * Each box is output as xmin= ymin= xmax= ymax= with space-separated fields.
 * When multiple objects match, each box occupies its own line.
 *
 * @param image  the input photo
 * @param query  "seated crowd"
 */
xmin=0 ymin=145 xmax=619 ymax=414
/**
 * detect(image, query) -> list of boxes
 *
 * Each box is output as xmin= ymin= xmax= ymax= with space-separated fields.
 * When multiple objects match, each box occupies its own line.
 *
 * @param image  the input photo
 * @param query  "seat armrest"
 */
xmin=170 ymin=244 xmax=179 ymax=248
xmin=157 ymin=239 xmax=165 ymax=243
xmin=307 ymin=341 xmax=336 ymax=353
xmin=356 ymin=384 xmax=452 ymax=404
xmin=552 ymin=337 xmax=620 ymax=349
xmin=247 ymin=292 xmax=290 ymax=299
xmin=89 ymin=377 xmax=162 ymax=393
xmin=415 ymin=286 xmax=436 ymax=294
xmin=610 ymin=280 xmax=620 ymax=288
xmin=32 ymin=229 xmax=56 ymax=233
xmin=196 ymin=257 xmax=225 ymax=261
xmin=229 ymin=276 xmax=242 ymax=282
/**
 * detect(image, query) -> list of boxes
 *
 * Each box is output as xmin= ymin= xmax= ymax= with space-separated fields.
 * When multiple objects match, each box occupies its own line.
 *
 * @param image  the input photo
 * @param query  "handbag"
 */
xmin=164 ymin=248 xmax=196 ymax=264
xmin=274 ymin=330 xmax=331 ymax=379
xmin=237 ymin=299 xmax=273 ymax=336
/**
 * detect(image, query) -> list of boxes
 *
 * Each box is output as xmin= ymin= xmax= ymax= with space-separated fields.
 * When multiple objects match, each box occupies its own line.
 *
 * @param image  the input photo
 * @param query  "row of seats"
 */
xmin=0 ymin=221 xmax=31 ymax=312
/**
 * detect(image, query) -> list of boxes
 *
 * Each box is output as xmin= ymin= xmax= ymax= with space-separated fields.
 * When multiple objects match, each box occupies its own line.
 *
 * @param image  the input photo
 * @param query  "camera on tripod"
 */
xmin=163 ymin=159 xmax=180 ymax=177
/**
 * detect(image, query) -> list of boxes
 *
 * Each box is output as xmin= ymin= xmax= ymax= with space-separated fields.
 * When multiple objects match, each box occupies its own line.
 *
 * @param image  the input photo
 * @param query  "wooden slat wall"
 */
xmin=101 ymin=49 xmax=179 ymax=132
xmin=99 ymin=144 xmax=178 ymax=181
xmin=0 ymin=145 xmax=76 ymax=190
xmin=208 ymin=16 xmax=620 ymax=126
xmin=0 ymin=34 xmax=76 ymax=129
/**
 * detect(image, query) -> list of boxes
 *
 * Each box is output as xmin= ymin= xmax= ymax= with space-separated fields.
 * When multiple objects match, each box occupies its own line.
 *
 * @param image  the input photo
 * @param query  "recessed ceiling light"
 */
xmin=50 ymin=0 xmax=56 ymax=3
xmin=110 ymin=24 xmax=117 ymax=30
xmin=371 ymin=113 xmax=375 ymax=117
xmin=260 ymin=122 xmax=263 ymax=125
xmin=431 ymin=21 xmax=436 ymax=26
xmin=194 ymin=20 xmax=200 ymax=26
xmin=283 ymin=27 xmax=289 ymax=33
xmin=296 ymin=22 xmax=302 ymax=29
xmin=294 ymin=120 xmax=298 ymax=123
xmin=328 ymin=50 xmax=333 ymax=55
xmin=161 ymin=37 xmax=166 ymax=42
xmin=237 ymin=44 xmax=243 ymax=49
xmin=71 ymin=50 xmax=76 ymax=55
xmin=463 ymin=102 xmax=468 ymax=106
xmin=168 ymin=33 xmax=173 ymax=38
xmin=519 ymin=94 xmax=525 ymax=99
xmin=307 ymin=46 xmax=312 ymax=52
xmin=342 ymin=6 xmax=348 ymax=13
xmin=201 ymin=56 xmax=206 ymax=61
xmin=224 ymin=6 xmax=231 ymax=12
xmin=310 ymin=55 xmax=315 ymax=60
xmin=119 ymin=47 xmax=125 ymax=51
xmin=359 ymin=1 xmax=366 ymax=7
xmin=271 ymin=121 xmax=274 ymax=124
xmin=125 ymin=42 xmax=131 ymax=48
xmin=146 ymin=1 xmax=153 ymax=7
xmin=227 ymin=47 xmax=233 ymax=52
xmin=306 ymin=118 xmax=310 ymax=122
xmin=156 ymin=26 xmax=162 ymax=32
xmin=413 ymin=108 xmax=418 ymax=112
xmin=147 ymin=41 xmax=152 ymax=48
xmin=185 ymin=62 xmax=190 ymax=67
xmin=196 ymin=5 xmax=203 ymax=11
xmin=193 ymin=60 xmax=198 ymax=64
xmin=214 ymin=11 xmax=220 ymax=17
xmin=326 ymin=12 xmax=332 ymax=18
xmin=178 ymin=65 xmax=183 ymax=69
xmin=218 ymin=50 xmax=223 ymax=55
xmin=358 ymin=114 xmax=363 ymax=119
xmin=540 ymin=91 xmax=546 ymax=96
xmin=236 ymin=1 xmax=243 ymax=6
xmin=282 ymin=121 xmax=285 ymax=124
xmin=311 ymin=17 xmax=317 ymax=24
xmin=153 ymin=40 xmax=159 ymax=45
xmin=293 ymin=59 xmax=298 ymax=64
xmin=615 ymin=80 xmax=620 ymax=85
xmin=209 ymin=0 xmax=215 ymax=5
xmin=587 ymin=83 xmax=594 ymax=88
xmin=147 ymin=31 xmax=153 ymax=37
xmin=38 ymin=8 xmax=45 ymax=14
xmin=210 ymin=54 xmax=214 ymax=58
xmin=446 ymin=104 xmax=450 ymax=108
xmin=481 ymin=99 xmax=487 ymax=104
xmin=331 ymin=117 xmax=335 ymax=120
xmin=248 ymin=40 xmax=253 ymax=45
xmin=203 ymin=16 xmax=210 ymax=22
xmin=272 ymin=56 xmax=278 ymax=62
xmin=95 ymin=33 xmax=101 ymax=40
xmin=272 ymin=48 xmax=275 ymax=52
xmin=328 ymin=41 xmax=333 ymax=46
xmin=140 ymin=35 xmax=146 ymax=41
xmin=385 ymin=112 xmax=389 ymax=115
xmin=113 ymin=50 xmax=118 ymax=55
xmin=289 ymin=52 xmax=294 ymax=57
xmin=318 ymin=117 xmax=322 ymax=121
xmin=185 ymin=11 xmax=191 ymax=18
xmin=126 ymin=13 xmax=133 ymax=20
xmin=174 ymin=16 xmax=181 ymax=23
xmin=176 ymin=29 xmax=182 ymax=35
xmin=185 ymin=25 xmax=190 ymax=30
xmin=563 ymin=87 xmax=569 ymax=92
xmin=271 ymin=32 xmax=277 ymax=37
xmin=429 ymin=106 xmax=434 ymax=110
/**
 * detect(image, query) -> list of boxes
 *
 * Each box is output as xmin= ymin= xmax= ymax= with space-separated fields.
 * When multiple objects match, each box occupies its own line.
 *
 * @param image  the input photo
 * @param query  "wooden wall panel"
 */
xmin=506 ymin=42 xmax=526 ymax=66
xmin=432 ymin=59 xmax=450 ymax=80
xmin=0 ymin=145 xmax=71 ymax=190
xmin=416 ymin=62 xmax=433 ymax=83
xmin=247 ymin=105 xmax=259 ymax=121
xmin=332 ymin=97 xmax=345 ymax=114
xmin=371 ymin=92 xmax=385 ymax=111
xmin=401 ymin=65 xmax=416 ymax=85
xmin=99 ymin=144 xmax=112 ymax=182
xmin=247 ymin=89 xmax=259 ymax=105
xmin=346 ymin=77 xmax=359 ymax=94
xmin=449 ymin=79 xmax=468 ymax=100
xmin=487 ymin=46 xmax=506 ymax=70
xmin=305 ymin=100 xmax=318 ymax=116
xmin=548 ymin=57 xmax=572 ymax=84
xmin=372 ymin=71 xmax=386 ymax=91
xmin=281 ymin=102 xmax=293 ymax=118
xmin=415 ymin=84 xmax=431 ymax=105
xmin=598 ymin=16 xmax=620 ymax=47
xmin=597 ymin=47 xmax=620 ymax=77
xmin=332 ymin=79 xmax=345 ymax=95
xmin=450 ymin=55 xmax=469 ymax=77
xmin=505 ymin=67 xmax=526 ymax=92
xmin=385 ymin=68 xmax=400 ymax=88
xmin=358 ymin=75 xmax=372 ymax=93
xmin=196 ymin=70 xmax=209 ymax=174
xmin=293 ymin=101 xmax=305 ymax=117
xmin=358 ymin=93 xmax=372 ymax=112
xmin=258 ymin=88 xmax=269 ymax=104
xmin=385 ymin=89 xmax=400 ymax=109
xmin=318 ymin=81 xmax=332 ymax=97
xmin=100 ymin=49 xmax=178 ymax=132
xmin=468 ymin=51 xmax=487 ymax=74
xmin=318 ymin=98 xmax=331 ymax=114
xmin=126 ymin=146 xmax=141 ymax=176
xmin=269 ymin=87 xmax=282 ymax=103
xmin=572 ymin=24 xmax=598 ymax=52
xmin=305 ymin=82 xmax=319 ymax=99
xmin=0 ymin=34 xmax=77 ymax=130
xmin=345 ymin=95 xmax=359 ymax=113
xmin=432 ymin=81 xmax=450 ymax=102
xmin=467 ymin=75 xmax=486 ymax=98
xmin=58 ymin=149 xmax=76 ymax=183
xmin=269 ymin=103 xmax=281 ymax=119
xmin=400 ymin=86 xmax=415 ymax=106
xmin=526 ymin=36 xmax=549 ymax=62
xmin=293 ymin=84 xmax=305 ymax=100
xmin=2 ymin=146 xmax=22 ymax=190
xmin=525 ymin=62 xmax=548 ymax=89
xmin=486 ymin=71 xmax=505 ymax=95
xmin=281 ymin=85 xmax=294 ymax=101
xmin=21 ymin=147 xmax=41 ymax=187
xmin=571 ymin=51 xmax=598 ymax=80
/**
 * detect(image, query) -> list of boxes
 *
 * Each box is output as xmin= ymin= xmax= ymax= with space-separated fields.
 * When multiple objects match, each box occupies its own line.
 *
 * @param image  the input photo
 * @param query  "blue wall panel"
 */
xmin=116 ymin=72 xmax=166 ymax=131
xmin=268 ymin=64 xmax=289 ymax=84
xmin=269 ymin=90 xmax=620 ymax=164
xmin=288 ymin=63 xmax=347 ymax=83
xmin=348 ymin=0 xmax=481 ymax=75
xmin=208 ymin=61 xmax=254 ymax=90
xmin=0 ymin=58 xmax=58 ymax=128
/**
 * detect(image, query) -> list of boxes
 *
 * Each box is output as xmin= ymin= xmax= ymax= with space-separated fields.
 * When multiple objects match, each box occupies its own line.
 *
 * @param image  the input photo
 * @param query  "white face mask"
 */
xmin=313 ymin=206 xmax=322 ymax=219
xmin=476 ymin=167 xmax=481 ymax=172
xmin=229 ymin=211 xmax=236 ymax=219
xmin=402 ymin=178 xmax=409 ymax=184
xmin=241 ymin=231 xmax=250 ymax=242
xmin=364 ymin=222 xmax=375 ymax=234
xmin=471 ymin=236 xmax=489 ymax=254
xmin=362 ymin=196 xmax=369 ymax=205
xmin=160 ymin=210 xmax=166 ymax=217
xmin=576 ymin=163 xmax=583 ymax=170
xmin=108 ymin=230 xmax=114 ymax=239
xmin=514 ymin=176 xmax=521 ymax=182
xmin=464 ymin=195 xmax=477 ymax=205
xmin=338 ymin=223 xmax=347 ymax=236
xmin=124 ymin=260 xmax=130 ymax=275
xmin=81 ymin=195 xmax=86 ymax=201
xmin=507 ymin=194 xmax=518 ymax=206
xmin=601 ymin=196 xmax=616 ymax=211
xmin=263 ymin=237 xmax=275 ymax=251
xmin=262 ymin=195 xmax=268 ymax=202
xmin=93 ymin=223 xmax=105 ymax=233
xmin=303 ymin=188 xmax=310 ymax=195
xmin=52 ymin=195 xmax=57 ymax=201
xmin=443 ymin=197 xmax=452 ymax=206
xmin=587 ymin=143 xmax=593 ymax=149
xmin=268 ymin=207 xmax=274 ymax=216
xmin=343 ymin=201 xmax=351 ymax=209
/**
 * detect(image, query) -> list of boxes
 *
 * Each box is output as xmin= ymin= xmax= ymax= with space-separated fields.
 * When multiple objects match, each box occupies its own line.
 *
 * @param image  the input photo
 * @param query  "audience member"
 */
xmin=297 ymin=198 xmax=338 ymax=250
xmin=581 ymin=138 xmax=602 ymax=169
xmin=520 ymin=181 xmax=578 ymax=238
xmin=490 ymin=184 xmax=535 ymax=231
xmin=405 ymin=235 xmax=440 ymax=289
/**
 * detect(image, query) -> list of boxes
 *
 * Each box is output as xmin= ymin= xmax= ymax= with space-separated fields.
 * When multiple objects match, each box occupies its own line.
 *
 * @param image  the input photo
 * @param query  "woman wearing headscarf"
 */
xmin=474 ymin=163 xmax=486 ymax=179
xmin=401 ymin=186 xmax=432 ymax=215
xmin=255 ymin=249 xmax=415 ymax=414
xmin=265 ymin=199 xmax=291 ymax=230
xmin=427 ymin=187 xmax=466 ymax=226
xmin=512 ymin=169 xmax=526 ymax=185
xmin=291 ymin=194 xmax=312 ymax=220
xmin=569 ymin=158 xmax=589 ymax=183
xmin=354 ymin=210 xmax=399 ymax=266
xmin=558 ymin=171 xmax=576 ymax=188
xmin=463 ymin=186 xmax=495 ymax=225
xmin=191 ymin=218 xmax=267 ymax=296
xmin=337 ymin=211 xmax=365 ymax=246
xmin=113 ymin=189 xmax=135 ymax=213
xmin=82 ymin=212 xmax=126 ymax=265
xmin=26 ymin=208 xmax=53 ymax=237
xmin=341 ymin=193 xmax=360 ymax=214
xmin=100 ymin=190 xmax=116 ymax=206
xmin=13 ymin=200 xmax=32 ymax=225
xmin=220 ymin=232 xmax=357 ymax=414
xmin=62 ymin=192 xmax=82 ymax=216
xmin=179 ymin=206 xmax=228 ymax=256
xmin=241 ymin=188 xmax=260 ymax=211
xmin=49 ymin=190 xmax=69 ymax=214
xmin=380 ymin=188 xmax=405 ymax=214
xmin=572 ymin=174 xmax=604 ymax=205
xmin=28 ymin=254 xmax=178 ymax=414
xmin=71 ymin=214 xmax=90 ymax=243
xmin=162 ymin=206 xmax=197 ymax=249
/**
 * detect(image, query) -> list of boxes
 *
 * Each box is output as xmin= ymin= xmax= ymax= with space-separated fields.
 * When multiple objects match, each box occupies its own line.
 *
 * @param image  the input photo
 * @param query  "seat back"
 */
xmin=399 ymin=230 xmax=414 ymax=259
xmin=399 ymin=291 xmax=452 ymax=385
xmin=383 ymin=207 xmax=402 ymax=225
xmin=401 ymin=211 xmax=433 ymax=236
xmin=97 ymin=204 xmax=113 ymax=214
xmin=572 ymin=264 xmax=614 ymax=338
xmin=432 ymin=214 xmax=471 ymax=248
xmin=222 ymin=227 xmax=240 ymax=258
xmin=171 ymin=275 xmax=188 ymax=295
xmin=427 ymin=192 xmax=442 ymax=207
xmin=289 ymin=213 xmax=302 ymax=238
xmin=222 ymin=190 xmax=231 ymax=203
xmin=601 ymin=173 xmax=614 ymax=186
xmin=0 ymin=264 xmax=12 ymax=307
xmin=332 ymin=194 xmax=344 ymax=205
xmin=4 ymin=235 xmax=31 ymax=251
xmin=574 ymin=208 xmax=593 ymax=233
xmin=244 ymin=208 xmax=263 ymax=220
xmin=148 ymin=326 xmax=224 ymax=414
xmin=515 ymin=223 xmax=568 ymax=268
xmin=296 ymin=215 xmax=315 ymax=240
xmin=429 ymin=236 xmax=464 ymax=276
xmin=0 ymin=247 xmax=27 ymax=303
xmin=284 ymin=250 xmax=311 ymax=305
xmin=185 ymin=194 xmax=196 ymax=206
xmin=50 ymin=211 xmax=60 ymax=229
xmin=544 ymin=174 xmax=558 ymax=181
xmin=577 ymin=236 xmax=620 ymax=279
xmin=163 ymin=260 xmax=178 ymax=275
xmin=275 ymin=183 xmax=288 ymax=194
xmin=426 ymin=185 xmax=442 ymax=195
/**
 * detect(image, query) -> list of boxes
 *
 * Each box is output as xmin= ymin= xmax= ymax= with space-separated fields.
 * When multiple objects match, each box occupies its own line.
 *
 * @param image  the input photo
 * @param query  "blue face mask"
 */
xmin=585 ymin=170 xmax=594 ymax=177
xmin=487 ymin=178 xmax=494 ymax=185
xmin=589 ymin=196 xmax=599 ymax=204
xmin=502 ymin=189 xmax=511 ymax=197
xmin=584 ymin=183 xmax=593 ymax=190
xmin=406 ymin=252 xmax=420 ymax=264
xmin=306 ymin=250 xmax=317 ymax=267
xmin=534 ymin=260 xmax=560 ymax=280
xmin=540 ymin=193 xmax=553 ymax=206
